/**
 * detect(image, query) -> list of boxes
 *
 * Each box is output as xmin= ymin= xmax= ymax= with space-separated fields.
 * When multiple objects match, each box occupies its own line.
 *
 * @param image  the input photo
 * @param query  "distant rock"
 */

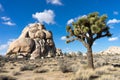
xmin=6 ymin=23 xmax=62 ymax=59
xmin=56 ymin=48 xmax=63 ymax=56
xmin=100 ymin=46 xmax=120 ymax=55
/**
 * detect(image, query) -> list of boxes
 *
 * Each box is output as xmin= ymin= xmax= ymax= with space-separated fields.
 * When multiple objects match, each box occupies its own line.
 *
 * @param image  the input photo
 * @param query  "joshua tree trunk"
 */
xmin=87 ymin=46 xmax=94 ymax=69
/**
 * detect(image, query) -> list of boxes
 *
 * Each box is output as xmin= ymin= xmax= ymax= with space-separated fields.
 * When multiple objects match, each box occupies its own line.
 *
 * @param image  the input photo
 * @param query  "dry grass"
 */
xmin=71 ymin=69 xmax=97 ymax=80
xmin=20 ymin=64 xmax=38 ymax=71
xmin=12 ymin=71 xmax=21 ymax=76
xmin=34 ymin=68 xmax=49 ymax=73
xmin=34 ymin=77 xmax=46 ymax=80
xmin=97 ymin=75 xmax=118 ymax=80
xmin=0 ymin=54 xmax=120 ymax=80
xmin=95 ymin=65 xmax=118 ymax=75
xmin=58 ymin=59 xmax=73 ymax=73
xmin=95 ymin=66 xmax=109 ymax=75
xmin=70 ymin=65 xmax=120 ymax=80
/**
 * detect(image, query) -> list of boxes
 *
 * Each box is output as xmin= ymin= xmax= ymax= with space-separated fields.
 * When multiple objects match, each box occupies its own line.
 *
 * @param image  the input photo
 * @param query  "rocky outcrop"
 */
xmin=6 ymin=23 xmax=57 ymax=59
xmin=99 ymin=46 xmax=120 ymax=55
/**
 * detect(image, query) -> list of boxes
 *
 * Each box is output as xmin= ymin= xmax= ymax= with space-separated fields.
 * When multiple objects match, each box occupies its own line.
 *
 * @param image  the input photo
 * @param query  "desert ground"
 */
xmin=0 ymin=53 xmax=120 ymax=80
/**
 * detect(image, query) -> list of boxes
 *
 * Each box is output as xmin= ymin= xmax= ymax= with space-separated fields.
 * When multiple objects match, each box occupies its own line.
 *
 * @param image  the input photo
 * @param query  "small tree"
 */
xmin=66 ymin=12 xmax=112 ymax=69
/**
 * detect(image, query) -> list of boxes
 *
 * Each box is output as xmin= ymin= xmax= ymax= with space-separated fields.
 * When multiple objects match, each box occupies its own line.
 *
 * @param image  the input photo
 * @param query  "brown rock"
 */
xmin=43 ymin=30 xmax=52 ymax=39
xmin=6 ymin=23 xmax=58 ymax=59
xmin=35 ymin=30 xmax=45 ymax=39
xmin=6 ymin=38 xmax=35 ymax=56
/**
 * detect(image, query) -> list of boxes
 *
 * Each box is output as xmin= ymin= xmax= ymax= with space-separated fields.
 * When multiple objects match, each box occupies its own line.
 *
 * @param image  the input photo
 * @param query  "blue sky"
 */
xmin=0 ymin=0 xmax=120 ymax=55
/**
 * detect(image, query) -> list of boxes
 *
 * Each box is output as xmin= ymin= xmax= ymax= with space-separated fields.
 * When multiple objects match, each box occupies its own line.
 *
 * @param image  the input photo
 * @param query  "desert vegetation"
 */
xmin=0 ymin=53 xmax=120 ymax=80
xmin=66 ymin=12 xmax=112 ymax=69
xmin=0 ymin=12 xmax=119 ymax=80
xmin=0 ymin=0 xmax=120 ymax=79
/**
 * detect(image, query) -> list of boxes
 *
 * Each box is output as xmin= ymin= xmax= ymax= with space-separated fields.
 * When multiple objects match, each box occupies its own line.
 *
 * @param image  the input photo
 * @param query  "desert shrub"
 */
xmin=20 ymin=64 xmax=37 ymax=71
xmin=66 ymin=54 xmax=73 ymax=58
xmin=95 ymin=66 xmax=110 ymax=75
xmin=12 ymin=71 xmax=21 ymax=76
xmin=58 ymin=60 xmax=76 ymax=73
xmin=13 ymin=64 xmax=17 ymax=66
xmin=107 ymin=66 xmax=117 ymax=71
xmin=59 ymin=64 xmax=73 ymax=73
xmin=80 ymin=60 xmax=87 ymax=64
xmin=71 ymin=69 xmax=97 ymax=80
xmin=77 ymin=51 xmax=83 ymax=57
xmin=112 ymin=63 xmax=120 ymax=67
xmin=97 ymin=75 xmax=118 ymax=80
xmin=63 ymin=52 xmax=68 ymax=56
xmin=94 ymin=59 xmax=108 ymax=68
xmin=0 ymin=55 xmax=6 ymax=61
xmin=10 ymin=67 xmax=14 ymax=69
xmin=0 ymin=61 xmax=5 ymax=67
xmin=34 ymin=77 xmax=46 ymax=80
xmin=34 ymin=68 xmax=49 ymax=73
xmin=0 ymin=68 xmax=8 ymax=73
xmin=0 ymin=75 xmax=16 ymax=80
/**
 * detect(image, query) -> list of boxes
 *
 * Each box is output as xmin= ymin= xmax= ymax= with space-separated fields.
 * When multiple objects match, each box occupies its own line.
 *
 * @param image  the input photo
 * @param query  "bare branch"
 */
xmin=93 ymin=33 xmax=108 ymax=41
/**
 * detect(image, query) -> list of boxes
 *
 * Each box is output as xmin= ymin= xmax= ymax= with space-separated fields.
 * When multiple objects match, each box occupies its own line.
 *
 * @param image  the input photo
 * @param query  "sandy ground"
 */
xmin=0 ymin=55 xmax=120 ymax=80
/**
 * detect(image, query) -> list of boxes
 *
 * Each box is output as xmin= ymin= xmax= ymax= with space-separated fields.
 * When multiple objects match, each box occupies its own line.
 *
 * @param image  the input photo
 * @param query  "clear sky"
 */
xmin=0 ymin=0 xmax=120 ymax=55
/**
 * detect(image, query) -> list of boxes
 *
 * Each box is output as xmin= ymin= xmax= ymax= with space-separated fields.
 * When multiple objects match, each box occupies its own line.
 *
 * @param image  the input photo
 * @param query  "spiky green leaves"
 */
xmin=100 ymin=15 xmax=107 ymax=22
xmin=88 ymin=12 xmax=99 ymax=18
xmin=83 ymin=27 xmax=89 ymax=33
xmin=74 ymin=29 xmax=79 ymax=36
xmin=91 ymin=25 xmax=100 ymax=33
xmin=66 ymin=12 xmax=112 ymax=45
xmin=66 ymin=26 xmax=71 ymax=32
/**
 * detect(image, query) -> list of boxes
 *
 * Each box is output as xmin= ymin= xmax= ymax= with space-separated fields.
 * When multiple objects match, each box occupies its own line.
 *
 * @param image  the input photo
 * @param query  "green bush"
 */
xmin=20 ymin=64 xmax=37 ymax=71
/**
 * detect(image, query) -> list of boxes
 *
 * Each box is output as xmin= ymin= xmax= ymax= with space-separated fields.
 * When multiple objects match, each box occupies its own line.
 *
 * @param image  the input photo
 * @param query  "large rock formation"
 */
xmin=99 ymin=46 xmax=120 ymax=55
xmin=6 ymin=23 xmax=58 ymax=59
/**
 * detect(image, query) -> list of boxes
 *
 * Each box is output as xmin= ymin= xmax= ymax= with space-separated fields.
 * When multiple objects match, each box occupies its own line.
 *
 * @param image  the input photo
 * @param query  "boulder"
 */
xmin=6 ymin=23 xmax=57 ymax=59
xmin=6 ymin=38 xmax=35 ymax=56
xmin=43 ymin=30 xmax=52 ymax=39
xmin=19 ymin=27 xmax=29 ymax=38
xmin=30 ymin=47 xmax=41 ymax=59
xmin=35 ymin=30 xmax=45 ymax=39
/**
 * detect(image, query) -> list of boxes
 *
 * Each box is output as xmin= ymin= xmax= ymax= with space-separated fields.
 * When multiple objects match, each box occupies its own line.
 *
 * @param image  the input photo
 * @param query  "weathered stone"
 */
xmin=7 ymin=38 xmax=35 ymax=55
xmin=35 ymin=30 xmax=45 ymax=39
xmin=99 ymin=46 xmax=120 ymax=55
xmin=19 ymin=27 xmax=29 ymax=38
xmin=17 ymin=55 xmax=24 ymax=59
xmin=30 ymin=47 xmax=41 ymax=59
xmin=38 ymin=24 xmax=45 ymax=30
xmin=43 ymin=30 xmax=52 ymax=39
xmin=46 ymin=39 xmax=54 ymax=46
xmin=6 ymin=23 xmax=57 ymax=59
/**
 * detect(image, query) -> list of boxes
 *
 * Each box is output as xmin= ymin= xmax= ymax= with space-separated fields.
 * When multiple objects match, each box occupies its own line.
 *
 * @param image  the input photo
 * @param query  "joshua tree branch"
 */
xmin=93 ymin=33 xmax=108 ymax=41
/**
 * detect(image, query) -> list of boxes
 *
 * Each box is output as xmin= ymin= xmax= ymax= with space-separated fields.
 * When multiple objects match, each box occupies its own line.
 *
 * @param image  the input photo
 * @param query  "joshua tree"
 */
xmin=66 ymin=12 xmax=112 ymax=69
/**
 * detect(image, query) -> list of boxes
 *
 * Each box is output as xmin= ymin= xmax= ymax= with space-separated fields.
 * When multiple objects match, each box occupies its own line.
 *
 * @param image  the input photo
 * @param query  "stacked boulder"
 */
xmin=6 ymin=23 xmax=58 ymax=59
